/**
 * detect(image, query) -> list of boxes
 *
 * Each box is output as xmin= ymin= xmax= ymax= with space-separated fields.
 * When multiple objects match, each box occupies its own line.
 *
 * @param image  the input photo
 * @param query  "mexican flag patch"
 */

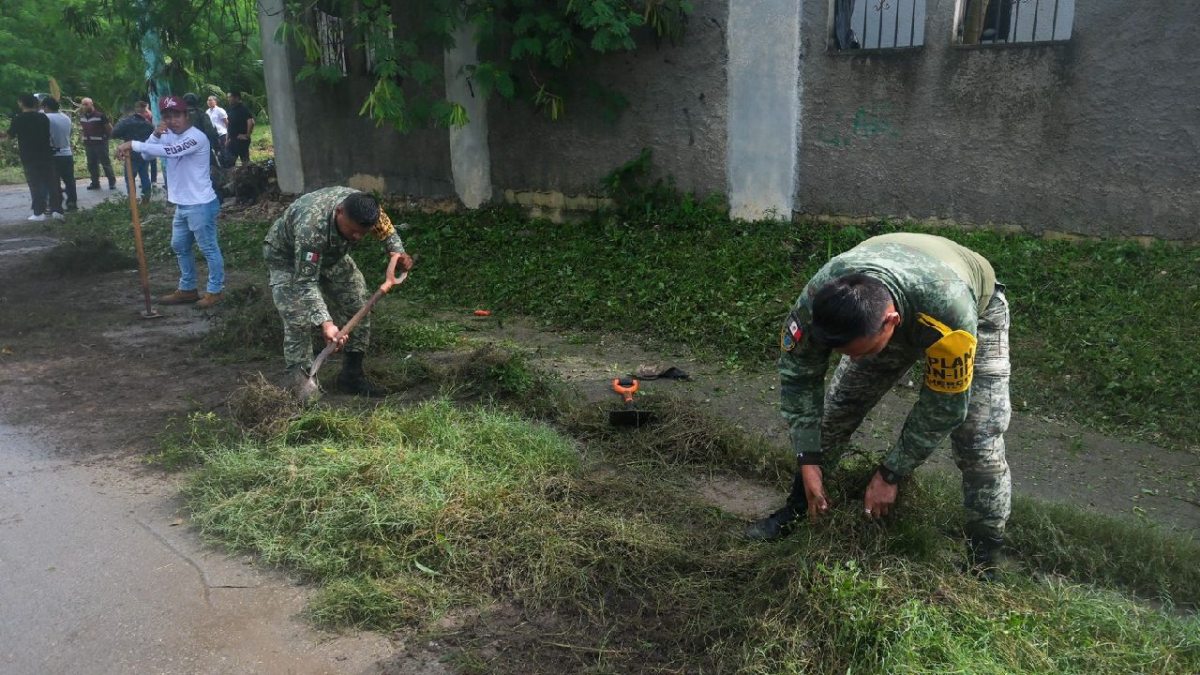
xmin=780 ymin=317 xmax=804 ymax=352
xmin=303 ymin=251 xmax=321 ymax=263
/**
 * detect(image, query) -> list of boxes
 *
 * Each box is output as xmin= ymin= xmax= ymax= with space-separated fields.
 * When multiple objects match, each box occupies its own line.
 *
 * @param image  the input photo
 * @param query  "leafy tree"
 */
xmin=0 ymin=3 xmax=139 ymax=113
xmin=57 ymin=0 xmax=266 ymax=113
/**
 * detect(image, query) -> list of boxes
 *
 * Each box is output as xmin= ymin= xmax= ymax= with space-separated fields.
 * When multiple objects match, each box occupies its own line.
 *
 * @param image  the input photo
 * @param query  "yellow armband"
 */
xmin=918 ymin=313 xmax=977 ymax=394
xmin=371 ymin=211 xmax=395 ymax=240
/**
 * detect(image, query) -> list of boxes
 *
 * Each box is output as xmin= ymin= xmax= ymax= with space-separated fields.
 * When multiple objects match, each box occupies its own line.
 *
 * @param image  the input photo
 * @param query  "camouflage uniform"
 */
xmin=779 ymin=233 xmax=1011 ymax=538
xmin=262 ymin=186 xmax=405 ymax=373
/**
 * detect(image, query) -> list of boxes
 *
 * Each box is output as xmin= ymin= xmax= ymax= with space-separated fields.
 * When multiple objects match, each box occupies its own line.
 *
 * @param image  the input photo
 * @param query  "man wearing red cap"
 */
xmin=116 ymin=95 xmax=225 ymax=309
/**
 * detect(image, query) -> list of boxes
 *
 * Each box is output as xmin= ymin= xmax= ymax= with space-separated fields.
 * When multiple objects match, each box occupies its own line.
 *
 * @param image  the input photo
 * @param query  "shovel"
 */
xmin=297 ymin=256 xmax=406 ymax=404
xmin=609 ymin=377 xmax=654 ymax=428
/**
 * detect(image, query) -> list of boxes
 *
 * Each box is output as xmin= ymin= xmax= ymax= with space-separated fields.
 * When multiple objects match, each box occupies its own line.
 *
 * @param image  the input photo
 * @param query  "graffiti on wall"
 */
xmin=818 ymin=103 xmax=901 ymax=148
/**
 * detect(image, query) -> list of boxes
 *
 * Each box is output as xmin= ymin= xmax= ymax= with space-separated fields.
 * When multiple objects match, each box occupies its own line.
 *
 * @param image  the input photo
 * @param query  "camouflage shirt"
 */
xmin=263 ymin=186 xmax=406 ymax=326
xmin=779 ymin=233 xmax=997 ymax=476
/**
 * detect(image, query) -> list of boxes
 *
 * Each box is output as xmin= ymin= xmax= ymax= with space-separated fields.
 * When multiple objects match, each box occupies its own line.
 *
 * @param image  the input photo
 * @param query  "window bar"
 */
xmin=893 ymin=1 xmax=900 ymax=48
xmin=992 ymin=0 xmax=1001 ymax=42
xmin=877 ymin=2 xmax=884 ymax=49
xmin=1013 ymin=0 xmax=1021 ymax=42
xmin=1031 ymin=0 xmax=1040 ymax=42
xmin=910 ymin=0 xmax=917 ymax=47
xmin=1050 ymin=0 xmax=1059 ymax=41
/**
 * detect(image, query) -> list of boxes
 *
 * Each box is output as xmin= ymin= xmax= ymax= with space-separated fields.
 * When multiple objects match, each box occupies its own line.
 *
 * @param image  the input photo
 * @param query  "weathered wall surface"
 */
xmin=797 ymin=1 xmax=1200 ymax=239
xmin=486 ymin=0 xmax=729 ymax=199
xmin=290 ymin=5 xmax=454 ymax=197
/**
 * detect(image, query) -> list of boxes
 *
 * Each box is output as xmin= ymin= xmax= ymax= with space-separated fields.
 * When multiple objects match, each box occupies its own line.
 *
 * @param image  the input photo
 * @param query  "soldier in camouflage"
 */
xmin=746 ymin=233 xmax=1011 ymax=577
xmin=263 ymin=187 xmax=414 ymax=397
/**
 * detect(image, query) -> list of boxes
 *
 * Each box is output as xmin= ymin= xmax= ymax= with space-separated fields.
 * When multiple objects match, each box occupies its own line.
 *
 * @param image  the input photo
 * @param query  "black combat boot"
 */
xmin=966 ymin=528 xmax=1005 ymax=581
xmin=336 ymin=351 xmax=388 ymax=397
xmin=745 ymin=471 xmax=809 ymax=541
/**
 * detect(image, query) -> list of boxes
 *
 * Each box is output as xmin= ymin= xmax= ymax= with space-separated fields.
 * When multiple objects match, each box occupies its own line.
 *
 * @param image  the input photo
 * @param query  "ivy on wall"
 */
xmin=279 ymin=0 xmax=693 ymax=131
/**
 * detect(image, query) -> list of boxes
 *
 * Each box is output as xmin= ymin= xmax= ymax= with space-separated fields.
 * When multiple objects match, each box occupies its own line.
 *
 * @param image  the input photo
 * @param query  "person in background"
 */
xmin=78 ymin=97 xmax=116 ymax=190
xmin=136 ymin=101 xmax=158 ymax=186
xmin=112 ymin=105 xmax=155 ymax=205
xmin=1 ymin=94 xmax=63 ymax=220
xmin=206 ymin=95 xmax=228 ymax=150
xmin=225 ymin=90 xmax=254 ymax=166
xmin=41 ymin=97 xmax=77 ymax=212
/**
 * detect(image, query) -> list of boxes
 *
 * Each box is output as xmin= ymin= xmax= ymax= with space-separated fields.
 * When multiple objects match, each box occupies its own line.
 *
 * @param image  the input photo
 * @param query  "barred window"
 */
xmin=314 ymin=9 xmax=347 ymax=75
xmin=956 ymin=0 xmax=1073 ymax=45
xmin=833 ymin=0 xmax=927 ymax=51
xmin=364 ymin=20 xmax=395 ymax=75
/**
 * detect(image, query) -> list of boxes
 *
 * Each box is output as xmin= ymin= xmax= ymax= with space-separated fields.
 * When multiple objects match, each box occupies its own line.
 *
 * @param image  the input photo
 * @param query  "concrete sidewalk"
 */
xmin=0 ymin=425 xmax=392 ymax=674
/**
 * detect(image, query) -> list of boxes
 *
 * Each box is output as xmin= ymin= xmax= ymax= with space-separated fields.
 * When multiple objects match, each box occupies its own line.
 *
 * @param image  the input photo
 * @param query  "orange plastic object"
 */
xmin=473 ymin=309 xmax=491 ymax=316
xmin=611 ymin=377 xmax=639 ymax=403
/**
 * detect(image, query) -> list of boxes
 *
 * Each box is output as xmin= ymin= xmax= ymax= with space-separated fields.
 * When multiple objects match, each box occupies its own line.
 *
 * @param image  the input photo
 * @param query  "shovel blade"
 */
xmin=609 ymin=408 xmax=654 ymax=428
xmin=297 ymin=375 xmax=321 ymax=405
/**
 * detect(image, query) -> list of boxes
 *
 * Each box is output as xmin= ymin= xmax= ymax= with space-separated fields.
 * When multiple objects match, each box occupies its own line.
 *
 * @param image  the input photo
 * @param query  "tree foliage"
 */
xmin=0 ymin=3 xmax=138 ymax=112
xmin=0 ymin=0 xmax=266 ymax=115
xmin=282 ymin=0 xmax=693 ymax=131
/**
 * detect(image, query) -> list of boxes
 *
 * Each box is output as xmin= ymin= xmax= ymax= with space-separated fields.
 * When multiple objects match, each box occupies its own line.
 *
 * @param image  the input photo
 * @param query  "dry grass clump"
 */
xmin=226 ymin=372 xmax=301 ymax=438
xmin=41 ymin=237 xmax=136 ymax=277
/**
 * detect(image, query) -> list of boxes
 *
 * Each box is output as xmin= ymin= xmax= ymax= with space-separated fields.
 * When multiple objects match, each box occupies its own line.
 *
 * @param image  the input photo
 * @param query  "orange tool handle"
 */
xmin=611 ymin=378 xmax=639 ymax=404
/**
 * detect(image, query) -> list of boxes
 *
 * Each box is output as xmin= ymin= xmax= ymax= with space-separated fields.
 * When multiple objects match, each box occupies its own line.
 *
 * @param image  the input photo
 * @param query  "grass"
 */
xmin=67 ymin=190 xmax=1200 ymax=449
xmin=175 ymin=354 xmax=1200 ymax=673
xmin=386 ymin=206 xmax=1200 ymax=448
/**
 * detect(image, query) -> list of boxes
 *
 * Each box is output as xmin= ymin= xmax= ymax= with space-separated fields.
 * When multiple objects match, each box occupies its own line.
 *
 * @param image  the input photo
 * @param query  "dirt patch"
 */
xmin=693 ymin=475 xmax=784 ymax=519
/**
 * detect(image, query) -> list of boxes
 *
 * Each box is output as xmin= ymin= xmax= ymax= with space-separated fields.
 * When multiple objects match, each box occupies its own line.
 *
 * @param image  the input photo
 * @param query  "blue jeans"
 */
xmin=170 ymin=198 xmax=224 ymax=294
xmin=125 ymin=155 xmax=151 ymax=199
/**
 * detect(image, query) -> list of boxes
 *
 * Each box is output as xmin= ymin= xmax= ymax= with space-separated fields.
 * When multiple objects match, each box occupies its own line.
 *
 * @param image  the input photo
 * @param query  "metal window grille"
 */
xmin=957 ymin=0 xmax=1073 ymax=45
xmin=364 ymin=21 xmax=395 ymax=75
xmin=315 ymin=10 xmax=348 ymax=75
xmin=835 ymin=0 xmax=927 ymax=50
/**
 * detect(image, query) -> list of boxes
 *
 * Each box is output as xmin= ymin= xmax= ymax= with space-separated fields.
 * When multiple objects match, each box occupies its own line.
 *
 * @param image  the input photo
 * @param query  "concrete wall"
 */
xmin=726 ymin=0 xmax=802 ymax=220
xmin=289 ymin=3 xmax=455 ymax=196
xmin=265 ymin=0 xmax=1200 ymax=239
xmin=797 ymin=0 xmax=1200 ymax=239
xmin=486 ymin=0 xmax=728 ymax=199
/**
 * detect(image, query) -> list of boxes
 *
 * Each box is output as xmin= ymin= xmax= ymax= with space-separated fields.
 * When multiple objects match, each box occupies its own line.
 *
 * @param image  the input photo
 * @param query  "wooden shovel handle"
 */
xmin=308 ymin=258 xmax=407 ymax=377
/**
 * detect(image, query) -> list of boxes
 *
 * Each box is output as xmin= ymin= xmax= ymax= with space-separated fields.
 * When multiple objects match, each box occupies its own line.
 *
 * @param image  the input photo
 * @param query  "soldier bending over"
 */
xmin=747 ymin=233 xmax=1011 ymax=578
xmin=263 ymin=188 xmax=414 ymax=397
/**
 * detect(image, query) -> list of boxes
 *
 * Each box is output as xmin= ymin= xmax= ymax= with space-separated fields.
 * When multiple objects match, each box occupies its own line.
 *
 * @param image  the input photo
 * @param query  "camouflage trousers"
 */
xmin=821 ymin=287 xmax=1012 ymax=537
xmin=268 ymin=255 xmax=371 ymax=372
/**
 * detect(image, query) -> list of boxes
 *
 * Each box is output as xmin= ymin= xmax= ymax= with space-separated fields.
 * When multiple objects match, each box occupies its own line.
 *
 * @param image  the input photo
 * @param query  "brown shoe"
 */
xmin=159 ymin=289 xmax=200 ymax=305
xmin=195 ymin=292 xmax=223 ymax=309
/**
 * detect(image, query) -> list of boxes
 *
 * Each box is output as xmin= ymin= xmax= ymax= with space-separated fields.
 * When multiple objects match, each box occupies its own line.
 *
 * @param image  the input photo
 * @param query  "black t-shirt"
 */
xmin=8 ymin=111 xmax=51 ymax=162
xmin=226 ymin=102 xmax=252 ymax=136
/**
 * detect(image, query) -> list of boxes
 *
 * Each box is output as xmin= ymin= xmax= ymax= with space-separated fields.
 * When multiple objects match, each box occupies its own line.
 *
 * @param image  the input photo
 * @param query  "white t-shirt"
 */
xmin=206 ymin=106 xmax=228 ymax=136
xmin=133 ymin=126 xmax=217 ymax=206
xmin=45 ymin=112 xmax=73 ymax=157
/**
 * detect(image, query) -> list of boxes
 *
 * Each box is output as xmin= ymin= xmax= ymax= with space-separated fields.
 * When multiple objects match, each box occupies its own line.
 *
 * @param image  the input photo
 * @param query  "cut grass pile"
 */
xmin=178 ymin=352 xmax=1200 ymax=673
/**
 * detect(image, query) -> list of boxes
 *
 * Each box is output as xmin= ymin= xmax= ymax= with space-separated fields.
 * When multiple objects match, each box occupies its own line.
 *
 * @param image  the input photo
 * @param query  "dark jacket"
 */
xmin=112 ymin=113 xmax=155 ymax=143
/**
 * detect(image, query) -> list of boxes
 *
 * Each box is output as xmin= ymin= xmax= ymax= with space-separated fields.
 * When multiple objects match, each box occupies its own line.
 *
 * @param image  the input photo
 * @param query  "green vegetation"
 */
xmin=172 ymin=357 xmax=1199 ymax=673
xmin=395 ymin=206 xmax=1200 ymax=447
xmin=61 ymin=191 xmax=1200 ymax=672
xmin=283 ymin=0 xmax=693 ymax=129
xmin=61 ymin=189 xmax=1200 ymax=447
